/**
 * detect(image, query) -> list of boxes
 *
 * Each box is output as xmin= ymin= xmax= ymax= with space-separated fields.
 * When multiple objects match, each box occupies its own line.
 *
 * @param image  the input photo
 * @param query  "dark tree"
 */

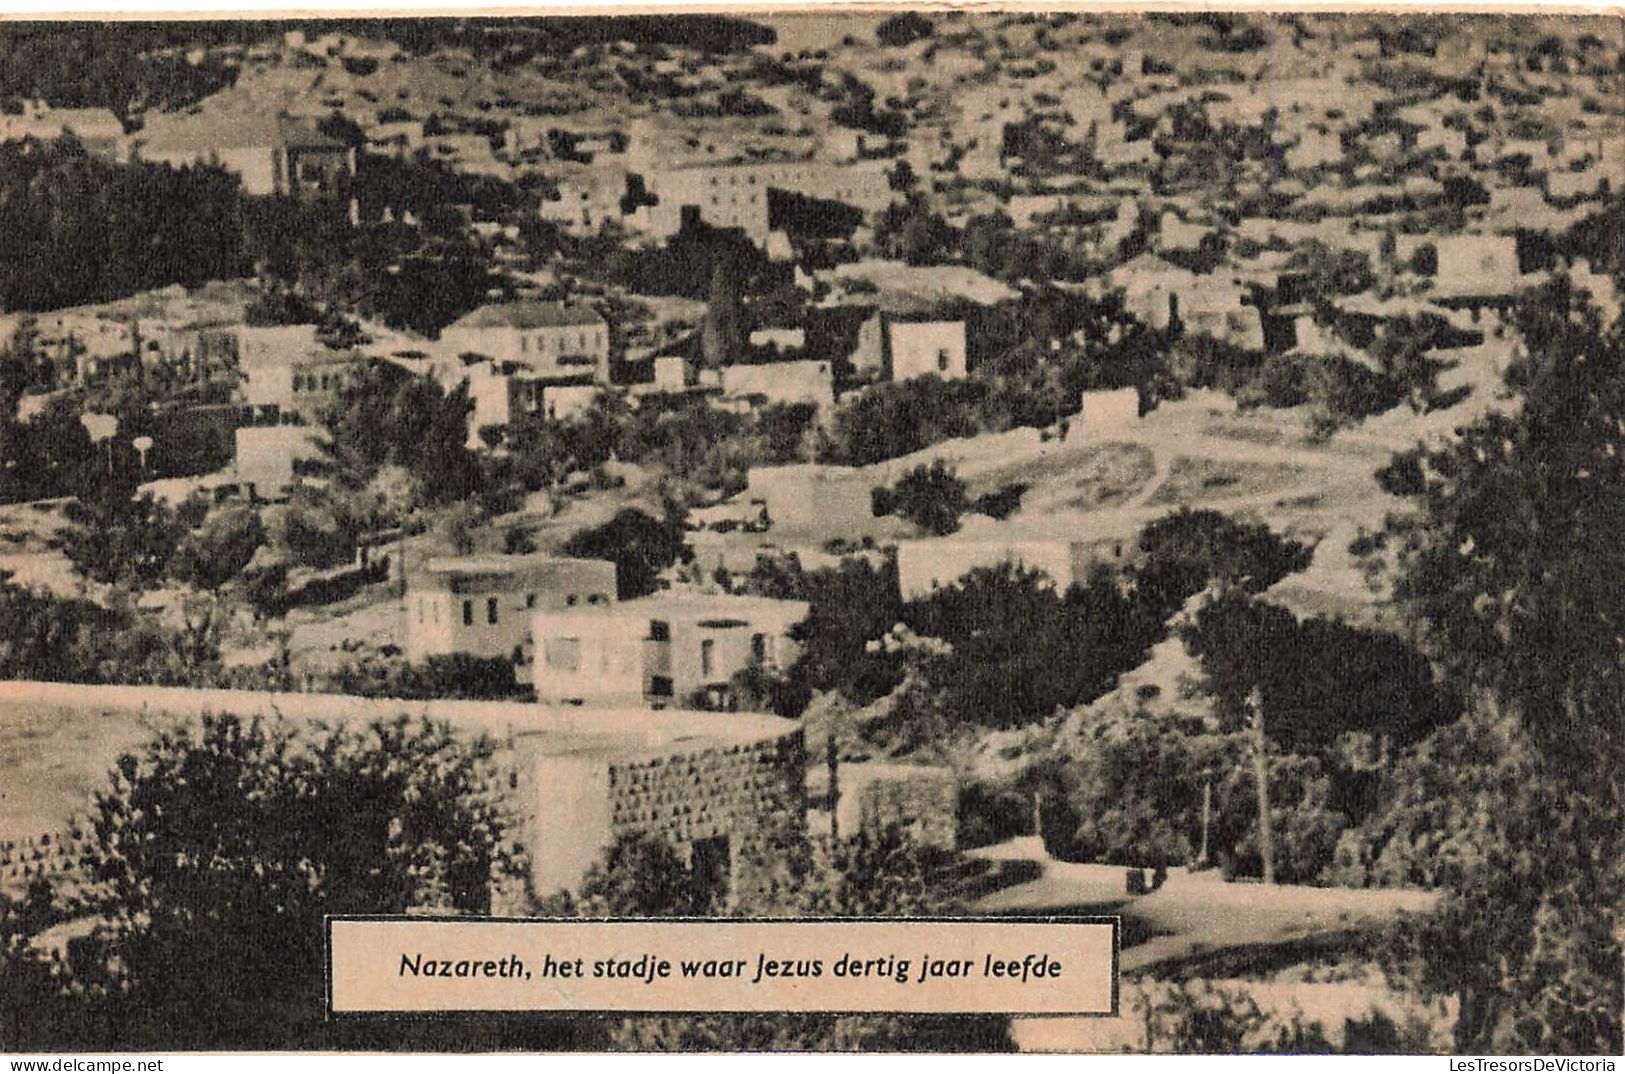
xmin=561 ymin=507 xmax=686 ymax=600
xmin=65 ymin=712 xmax=523 ymax=1049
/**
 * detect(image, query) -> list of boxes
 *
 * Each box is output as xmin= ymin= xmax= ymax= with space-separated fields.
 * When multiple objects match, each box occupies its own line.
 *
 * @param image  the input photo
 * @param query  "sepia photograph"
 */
xmin=0 ymin=5 xmax=1620 ymax=1058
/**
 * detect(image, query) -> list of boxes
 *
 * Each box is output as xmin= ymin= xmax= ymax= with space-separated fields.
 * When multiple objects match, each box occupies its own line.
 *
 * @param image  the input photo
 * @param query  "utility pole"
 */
xmin=827 ymin=732 xmax=841 ymax=843
xmin=1248 ymin=685 xmax=1275 ymax=885
xmin=1197 ymin=778 xmax=1212 ymax=869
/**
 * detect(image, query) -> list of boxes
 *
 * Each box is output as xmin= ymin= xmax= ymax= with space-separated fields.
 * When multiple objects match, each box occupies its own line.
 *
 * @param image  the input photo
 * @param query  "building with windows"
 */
xmin=532 ymin=593 xmax=809 ymax=709
xmin=439 ymin=302 xmax=611 ymax=383
xmin=885 ymin=318 xmax=968 ymax=381
xmin=633 ymin=160 xmax=894 ymax=247
xmin=405 ymin=554 xmax=618 ymax=680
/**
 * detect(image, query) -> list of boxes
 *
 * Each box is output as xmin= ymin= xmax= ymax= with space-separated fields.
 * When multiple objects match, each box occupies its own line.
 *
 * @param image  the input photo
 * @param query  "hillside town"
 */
xmin=0 ymin=12 xmax=1621 ymax=1056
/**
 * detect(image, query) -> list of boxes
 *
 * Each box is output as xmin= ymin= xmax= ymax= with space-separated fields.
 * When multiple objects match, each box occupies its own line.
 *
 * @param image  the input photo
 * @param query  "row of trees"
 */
xmin=0 ymin=136 xmax=512 ymax=335
xmin=1032 ymin=275 xmax=1623 ymax=1051
xmin=742 ymin=508 xmax=1312 ymax=740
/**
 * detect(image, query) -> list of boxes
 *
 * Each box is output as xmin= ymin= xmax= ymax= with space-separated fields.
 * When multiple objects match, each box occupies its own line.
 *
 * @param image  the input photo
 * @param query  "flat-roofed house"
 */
xmin=234 ymin=424 xmax=329 ymax=500
xmin=885 ymin=319 xmax=968 ymax=382
xmin=533 ymin=593 xmax=809 ymax=709
xmin=406 ymin=554 xmax=618 ymax=681
xmin=1431 ymin=234 xmax=1525 ymax=306
xmin=895 ymin=534 xmax=1123 ymax=599
xmin=720 ymin=359 xmax=834 ymax=410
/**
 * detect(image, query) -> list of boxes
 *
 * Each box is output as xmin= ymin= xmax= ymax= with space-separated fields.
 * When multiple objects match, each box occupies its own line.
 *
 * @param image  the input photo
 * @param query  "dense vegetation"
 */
xmin=0 ymin=140 xmax=248 ymax=312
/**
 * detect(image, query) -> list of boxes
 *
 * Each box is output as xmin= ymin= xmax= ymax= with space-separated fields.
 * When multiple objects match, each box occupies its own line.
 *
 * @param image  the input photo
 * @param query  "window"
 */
xmin=417 ymin=600 xmax=425 ymax=624
xmin=526 ymin=593 xmax=537 ymax=609
xmin=462 ymin=600 xmax=473 ymax=627
xmin=487 ymin=597 xmax=499 ymax=625
xmin=751 ymin=633 xmax=767 ymax=665
xmin=566 ymin=594 xmax=578 ymax=607
xmin=937 ymin=348 xmax=951 ymax=372
xmin=649 ymin=675 xmax=674 ymax=697
xmin=544 ymin=637 xmax=582 ymax=670
xmin=432 ymin=600 xmax=440 ymax=623
xmin=700 ymin=638 xmax=716 ymax=679
xmin=649 ymin=620 xmax=670 ymax=642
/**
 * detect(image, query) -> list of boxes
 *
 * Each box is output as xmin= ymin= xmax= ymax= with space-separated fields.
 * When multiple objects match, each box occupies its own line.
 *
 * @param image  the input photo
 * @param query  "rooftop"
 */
xmin=420 ymin=553 xmax=613 ymax=578
xmin=446 ymin=301 xmax=606 ymax=332
xmin=539 ymin=591 xmax=811 ymax=624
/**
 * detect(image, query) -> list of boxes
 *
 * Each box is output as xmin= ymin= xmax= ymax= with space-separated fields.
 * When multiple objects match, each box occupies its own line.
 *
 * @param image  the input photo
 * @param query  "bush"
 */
xmin=875 ymin=12 xmax=935 ymax=47
xmin=872 ymin=461 xmax=967 ymax=536
xmin=956 ymin=781 xmax=1034 ymax=849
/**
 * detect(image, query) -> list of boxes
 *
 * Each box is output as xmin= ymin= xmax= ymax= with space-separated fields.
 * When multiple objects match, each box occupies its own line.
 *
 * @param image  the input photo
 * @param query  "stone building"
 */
xmin=513 ymin=706 xmax=806 ymax=898
xmin=439 ymin=301 xmax=611 ymax=383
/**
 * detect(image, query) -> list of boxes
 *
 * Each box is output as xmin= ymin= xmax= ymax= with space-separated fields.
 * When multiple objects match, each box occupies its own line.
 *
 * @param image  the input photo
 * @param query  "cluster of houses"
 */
xmin=402 ymin=547 xmax=810 ymax=709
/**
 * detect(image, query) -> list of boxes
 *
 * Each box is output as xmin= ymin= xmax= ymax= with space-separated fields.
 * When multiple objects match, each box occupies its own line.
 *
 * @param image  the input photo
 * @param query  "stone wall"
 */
xmin=519 ymin=722 xmax=806 ymax=900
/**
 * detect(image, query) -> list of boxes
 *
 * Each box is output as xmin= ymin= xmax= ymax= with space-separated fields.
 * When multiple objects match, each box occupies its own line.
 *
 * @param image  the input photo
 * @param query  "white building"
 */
xmin=720 ymin=360 xmax=834 ymax=410
xmin=886 ymin=319 xmax=968 ymax=382
xmin=134 ymin=114 xmax=354 ymax=198
xmin=533 ymin=593 xmax=809 ymax=709
xmin=234 ymin=424 xmax=329 ymax=500
xmin=895 ymin=536 xmax=1119 ymax=599
xmin=406 ymin=555 xmax=618 ymax=680
xmin=1077 ymin=388 xmax=1141 ymax=436
xmin=439 ymin=302 xmax=610 ymax=382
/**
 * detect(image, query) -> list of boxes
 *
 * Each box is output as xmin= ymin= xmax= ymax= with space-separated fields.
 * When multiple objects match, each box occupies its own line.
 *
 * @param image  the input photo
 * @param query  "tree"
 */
xmin=324 ymin=359 xmax=477 ymax=503
xmin=902 ymin=562 xmax=1161 ymax=731
xmin=1047 ymin=694 xmax=1346 ymax=882
xmin=1180 ymin=590 xmax=1458 ymax=755
xmin=62 ymin=487 xmax=182 ymax=590
xmin=561 ymin=507 xmax=686 ymax=600
xmin=871 ymin=461 xmax=968 ymax=536
xmin=1410 ymin=242 xmax=1438 ymax=276
xmin=67 ymin=712 xmax=523 ymax=1048
xmin=570 ymin=832 xmax=721 ymax=917
xmin=746 ymin=554 xmax=907 ymax=713
xmin=168 ymin=506 xmax=265 ymax=592
xmin=559 ymin=823 xmax=1016 ymax=1052
xmin=1133 ymin=508 xmax=1311 ymax=621
xmin=1374 ymin=278 xmax=1624 ymax=1052
xmin=1 ymin=890 xmax=75 ymax=1047
xmin=875 ymin=12 xmax=935 ymax=47
xmin=700 ymin=259 xmax=745 ymax=369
